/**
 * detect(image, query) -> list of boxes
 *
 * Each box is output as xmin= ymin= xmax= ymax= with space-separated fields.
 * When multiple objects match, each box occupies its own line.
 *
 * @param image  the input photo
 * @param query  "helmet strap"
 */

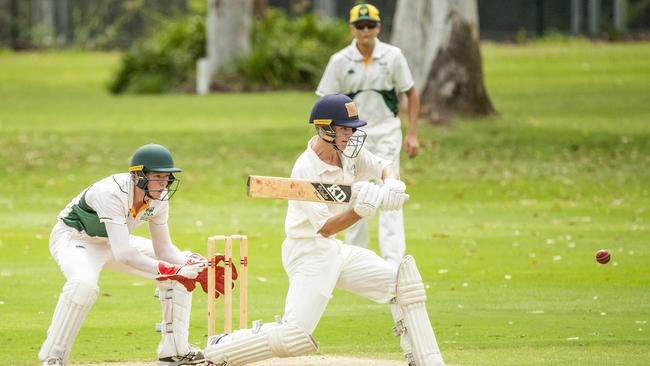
xmin=132 ymin=171 xmax=154 ymax=200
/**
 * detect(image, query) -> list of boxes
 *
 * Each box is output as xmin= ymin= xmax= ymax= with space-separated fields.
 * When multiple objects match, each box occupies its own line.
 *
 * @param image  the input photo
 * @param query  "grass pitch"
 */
xmin=1 ymin=40 xmax=649 ymax=365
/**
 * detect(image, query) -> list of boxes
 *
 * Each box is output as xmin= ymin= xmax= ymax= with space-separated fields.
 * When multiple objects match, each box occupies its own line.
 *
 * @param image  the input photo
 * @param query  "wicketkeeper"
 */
xmin=39 ymin=144 xmax=233 ymax=366
xmin=204 ymin=95 xmax=445 ymax=366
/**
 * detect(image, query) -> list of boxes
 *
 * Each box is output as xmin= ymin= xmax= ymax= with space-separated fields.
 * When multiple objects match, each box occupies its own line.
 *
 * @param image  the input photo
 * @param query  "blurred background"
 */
xmin=1 ymin=0 xmax=649 ymax=97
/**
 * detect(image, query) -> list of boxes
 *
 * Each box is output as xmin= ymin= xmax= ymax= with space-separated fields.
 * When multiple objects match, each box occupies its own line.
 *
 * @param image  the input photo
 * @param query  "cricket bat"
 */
xmin=246 ymin=175 xmax=352 ymax=204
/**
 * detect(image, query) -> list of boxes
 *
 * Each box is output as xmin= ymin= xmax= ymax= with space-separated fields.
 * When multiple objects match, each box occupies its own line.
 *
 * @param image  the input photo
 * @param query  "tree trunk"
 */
xmin=391 ymin=0 xmax=494 ymax=123
xmin=31 ymin=0 xmax=55 ymax=46
xmin=313 ymin=0 xmax=336 ymax=18
xmin=253 ymin=0 xmax=267 ymax=18
xmin=207 ymin=0 xmax=252 ymax=72
xmin=198 ymin=0 xmax=253 ymax=94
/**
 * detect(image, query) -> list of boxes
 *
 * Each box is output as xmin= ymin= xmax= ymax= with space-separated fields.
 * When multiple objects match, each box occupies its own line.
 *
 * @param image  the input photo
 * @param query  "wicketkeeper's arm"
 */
xmin=105 ymin=222 xmax=161 ymax=274
xmin=149 ymin=222 xmax=186 ymax=265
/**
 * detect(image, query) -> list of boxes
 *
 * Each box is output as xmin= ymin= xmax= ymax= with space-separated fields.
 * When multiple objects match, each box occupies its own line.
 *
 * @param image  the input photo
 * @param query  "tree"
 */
xmin=391 ymin=0 xmax=494 ymax=123
xmin=197 ymin=0 xmax=253 ymax=94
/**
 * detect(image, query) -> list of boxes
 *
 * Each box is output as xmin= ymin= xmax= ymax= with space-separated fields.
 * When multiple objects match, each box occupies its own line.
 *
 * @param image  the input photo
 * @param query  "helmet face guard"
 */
xmin=129 ymin=144 xmax=182 ymax=201
xmin=130 ymin=169 xmax=180 ymax=201
xmin=314 ymin=119 xmax=367 ymax=158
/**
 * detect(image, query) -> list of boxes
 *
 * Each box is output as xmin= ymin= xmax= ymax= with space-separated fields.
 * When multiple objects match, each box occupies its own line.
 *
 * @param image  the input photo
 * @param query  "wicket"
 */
xmin=207 ymin=234 xmax=248 ymax=336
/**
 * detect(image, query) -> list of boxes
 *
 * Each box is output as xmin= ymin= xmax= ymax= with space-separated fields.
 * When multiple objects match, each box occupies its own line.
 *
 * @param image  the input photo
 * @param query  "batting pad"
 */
xmin=395 ymin=256 xmax=445 ymax=366
xmin=204 ymin=323 xmax=317 ymax=365
xmin=38 ymin=280 xmax=98 ymax=363
xmin=156 ymin=280 xmax=193 ymax=358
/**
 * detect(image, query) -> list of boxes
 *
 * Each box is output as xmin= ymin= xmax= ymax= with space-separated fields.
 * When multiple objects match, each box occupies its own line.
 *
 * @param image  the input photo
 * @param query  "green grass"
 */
xmin=1 ymin=41 xmax=649 ymax=365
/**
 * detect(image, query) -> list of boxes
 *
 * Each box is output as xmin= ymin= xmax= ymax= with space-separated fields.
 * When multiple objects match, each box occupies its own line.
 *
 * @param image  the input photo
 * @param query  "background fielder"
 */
xmin=316 ymin=3 xmax=421 ymax=267
xmin=204 ymin=95 xmax=444 ymax=366
xmin=39 ymin=144 xmax=229 ymax=366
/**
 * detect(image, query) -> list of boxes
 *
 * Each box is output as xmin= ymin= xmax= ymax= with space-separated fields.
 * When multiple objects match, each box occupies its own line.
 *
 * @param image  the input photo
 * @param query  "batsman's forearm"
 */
xmin=381 ymin=165 xmax=399 ymax=180
xmin=318 ymin=210 xmax=362 ymax=237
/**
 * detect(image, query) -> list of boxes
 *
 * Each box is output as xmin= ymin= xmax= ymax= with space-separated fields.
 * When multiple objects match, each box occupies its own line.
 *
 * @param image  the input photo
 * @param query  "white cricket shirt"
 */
xmin=284 ymin=137 xmax=389 ymax=239
xmin=58 ymin=173 xmax=168 ymax=243
xmin=316 ymin=39 xmax=415 ymax=138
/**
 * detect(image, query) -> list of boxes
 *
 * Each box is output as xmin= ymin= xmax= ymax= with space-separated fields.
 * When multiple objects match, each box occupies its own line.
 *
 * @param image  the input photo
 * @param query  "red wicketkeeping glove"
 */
xmin=156 ymin=256 xmax=208 ymax=292
xmin=195 ymin=253 xmax=238 ymax=298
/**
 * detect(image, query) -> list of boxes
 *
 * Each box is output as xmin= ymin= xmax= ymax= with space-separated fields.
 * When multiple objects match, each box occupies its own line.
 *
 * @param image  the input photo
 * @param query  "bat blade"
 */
xmin=247 ymin=175 xmax=352 ymax=204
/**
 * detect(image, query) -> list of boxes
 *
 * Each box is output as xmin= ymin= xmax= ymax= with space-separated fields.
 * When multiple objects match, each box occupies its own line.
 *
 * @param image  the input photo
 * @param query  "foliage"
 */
xmin=109 ymin=8 xmax=349 ymax=94
xmin=108 ymin=15 xmax=205 ymax=94
xmin=1 ymin=41 xmax=650 ymax=365
xmin=222 ymin=8 xmax=351 ymax=90
xmin=4 ymin=0 xmax=191 ymax=50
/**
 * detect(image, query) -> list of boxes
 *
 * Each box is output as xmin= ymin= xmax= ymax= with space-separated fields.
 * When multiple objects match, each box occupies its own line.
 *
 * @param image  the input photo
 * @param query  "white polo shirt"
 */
xmin=58 ymin=173 xmax=168 ymax=243
xmin=284 ymin=137 xmax=390 ymax=239
xmin=316 ymin=39 xmax=415 ymax=138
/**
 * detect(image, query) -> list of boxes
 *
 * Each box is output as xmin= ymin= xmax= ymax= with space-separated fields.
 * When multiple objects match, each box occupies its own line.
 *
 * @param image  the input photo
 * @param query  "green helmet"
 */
xmin=129 ymin=144 xmax=181 ymax=201
xmin=129 ymin=144 xmax=182 ymax=173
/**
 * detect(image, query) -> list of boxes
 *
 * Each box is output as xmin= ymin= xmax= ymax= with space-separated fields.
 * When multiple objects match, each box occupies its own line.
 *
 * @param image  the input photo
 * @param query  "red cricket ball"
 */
xmin=596 ymin=249 xmax=611 ymax=264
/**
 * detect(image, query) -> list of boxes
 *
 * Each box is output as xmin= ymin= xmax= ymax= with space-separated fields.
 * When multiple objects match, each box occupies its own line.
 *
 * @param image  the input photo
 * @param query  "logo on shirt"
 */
xmin=346 ymin=163 xmax=357 ymax=177
xmin=141 ymin=207 xmax=156 ymax=221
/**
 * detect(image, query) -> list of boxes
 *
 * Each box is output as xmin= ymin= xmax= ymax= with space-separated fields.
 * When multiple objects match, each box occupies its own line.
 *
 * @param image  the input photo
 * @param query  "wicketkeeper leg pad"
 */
xmin=38 ymin=280 xmax=98 ymax=364
xmin=156 ymin=280 xmax=193 ymax=358
xmin=204 ymin=322 xmax=317 ymax=365
xmin=393 ymin=256 xmax=445 ymax=366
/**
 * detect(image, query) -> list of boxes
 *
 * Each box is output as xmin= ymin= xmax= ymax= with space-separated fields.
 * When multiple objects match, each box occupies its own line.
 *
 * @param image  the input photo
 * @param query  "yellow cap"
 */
xmin=349 ymin=3 xmax=380 ymax=23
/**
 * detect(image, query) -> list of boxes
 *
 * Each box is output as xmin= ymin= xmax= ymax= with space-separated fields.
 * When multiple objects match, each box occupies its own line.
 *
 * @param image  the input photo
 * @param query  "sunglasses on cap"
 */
xmin=354 ymin=21 xmax=378 ymax=30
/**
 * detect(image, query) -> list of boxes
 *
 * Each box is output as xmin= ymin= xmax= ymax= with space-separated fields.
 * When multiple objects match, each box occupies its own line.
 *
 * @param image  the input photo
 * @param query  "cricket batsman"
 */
xmin=204 ymin=95 xmax=445 ymax=366
xmin=39 ymin=144 xmax=233 ymax=366
xmin=317 ymin=3 xmax=422 ymax=266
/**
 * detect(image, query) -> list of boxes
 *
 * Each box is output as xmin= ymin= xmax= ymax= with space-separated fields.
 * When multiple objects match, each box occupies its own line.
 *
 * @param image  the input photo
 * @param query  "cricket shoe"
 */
xmin=42 ymin=358 xmax=64 ymax=366
xmin=158 ymin=345 xmax=205 ymax=366
xmin=206 ymin=333 xmax=229 ymax=347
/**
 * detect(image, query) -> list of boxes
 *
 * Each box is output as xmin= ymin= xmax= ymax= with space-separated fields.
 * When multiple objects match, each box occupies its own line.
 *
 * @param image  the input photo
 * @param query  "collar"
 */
xmin=307 ymin=137 xmax=342 ymax=175
xmin=344 ymin=38 xmax=389 ymax=62
xmin=130 ymin=201 xmax=150 ymax=218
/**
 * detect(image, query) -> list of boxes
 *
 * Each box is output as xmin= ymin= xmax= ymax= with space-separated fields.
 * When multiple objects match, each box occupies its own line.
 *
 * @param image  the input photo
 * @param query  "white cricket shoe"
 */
xmin=158 ymin=345 xmax=205 ymax=366
xmin=42 ymin=358 xmax=64 ymax=366
xmin=206 ymin=333 xmax=229 ymax=346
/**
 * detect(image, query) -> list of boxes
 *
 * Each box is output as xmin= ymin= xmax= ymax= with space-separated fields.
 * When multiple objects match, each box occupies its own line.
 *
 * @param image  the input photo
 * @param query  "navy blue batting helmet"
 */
xmin=309 ymin=94 xmax=367 ymax=129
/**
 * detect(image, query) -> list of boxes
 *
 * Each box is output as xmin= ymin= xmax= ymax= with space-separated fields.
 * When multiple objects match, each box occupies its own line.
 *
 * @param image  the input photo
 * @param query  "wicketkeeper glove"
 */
xmin=380 ymin=178 xmax=409 ymax=211
xmin=156 ymin=259 xmax=208 ymax=292
xmin=352 ymin=181 xmax=383 ymax=218
xmin=195 ymin=253 xmax=238 ymax=298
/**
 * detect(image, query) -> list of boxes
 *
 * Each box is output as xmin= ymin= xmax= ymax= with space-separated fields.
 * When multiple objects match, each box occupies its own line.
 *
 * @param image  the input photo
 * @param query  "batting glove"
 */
xmin=352 ymin=182 xmax=383 ymax=218
xmin=381 ymin=178 xmax=409 ymax=211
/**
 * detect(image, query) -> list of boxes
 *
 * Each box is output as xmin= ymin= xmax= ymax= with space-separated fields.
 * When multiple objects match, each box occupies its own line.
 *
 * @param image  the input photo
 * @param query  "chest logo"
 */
xmin=141 ymin=207 xmax=155 ymax=220
xmin=347 ymin=163 xmax=357 ymax=177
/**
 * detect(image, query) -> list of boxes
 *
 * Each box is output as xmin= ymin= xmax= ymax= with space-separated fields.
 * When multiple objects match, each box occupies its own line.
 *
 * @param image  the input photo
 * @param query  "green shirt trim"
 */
xmin=346 ymin=88 xmax=399 ymax=117
xmin=61 ymin=189 xmax=109 ymax=237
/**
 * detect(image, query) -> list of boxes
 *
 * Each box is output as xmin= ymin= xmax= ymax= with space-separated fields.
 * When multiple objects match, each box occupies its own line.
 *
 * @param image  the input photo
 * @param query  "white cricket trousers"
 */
xmin=281 ymin=237 xmax=397 ymax=334
xmin=40 ymin=221 xmax=159 ymax=362
xmin=345 ymin=129 xmax=406 ymax=266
